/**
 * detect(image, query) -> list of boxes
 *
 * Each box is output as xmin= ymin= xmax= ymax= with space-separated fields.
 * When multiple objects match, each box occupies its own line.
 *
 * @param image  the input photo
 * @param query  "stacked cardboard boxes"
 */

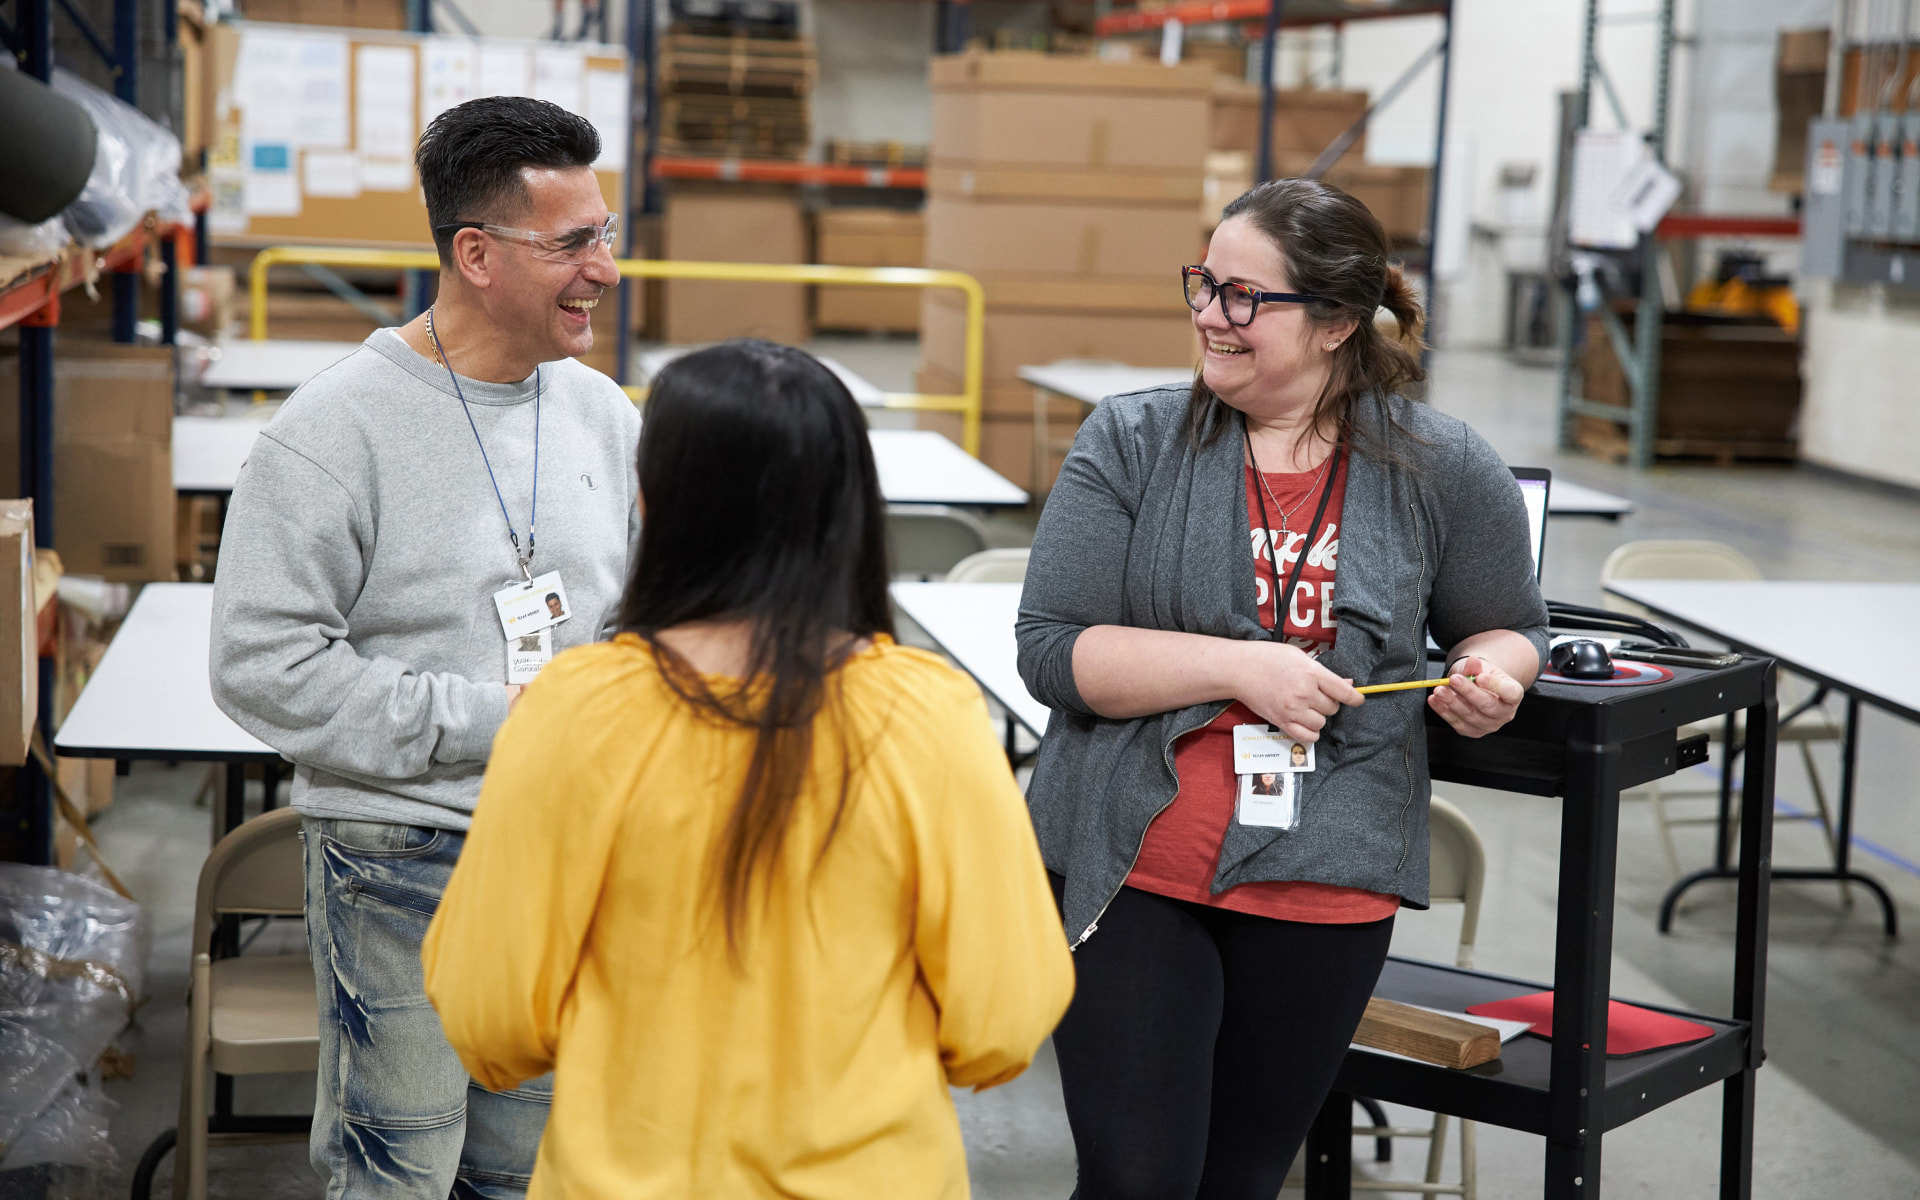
xmin=663 ymin=183 xmax=808 ymax=345
xmin=813 ymin=208 xmax=924 ymax=334
xmin=1205 ymin=82 xmax=1430 ymax=242
xmin=921 ymin=52 xmax=1209 ymax=491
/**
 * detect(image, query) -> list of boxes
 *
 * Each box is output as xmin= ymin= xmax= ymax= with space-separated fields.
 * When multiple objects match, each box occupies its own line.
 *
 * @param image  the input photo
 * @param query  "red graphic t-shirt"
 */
xmin=1124 ymin=457 xmax=1402 ymax=924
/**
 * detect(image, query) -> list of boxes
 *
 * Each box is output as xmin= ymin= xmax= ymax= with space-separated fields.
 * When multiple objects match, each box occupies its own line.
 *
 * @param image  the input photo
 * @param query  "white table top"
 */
xmin=200 ymin=339 xmax=363 ymax=391
xmin=1019 ymin=361 xmax=1191 ymax=407
xmin=171 ymin=419 xmax=1026 ymax=508
xmin=1550 ymin=479 xmax=1633 ymax=518
xmin=636 ymin=346 xmax=886 ymax=408
xmin=869 ymin=429 xmax=1028 ymax=508
xmin=890 ymin=581 xmax=1049 ymax=737
xmin=1604 ymin=579 xmax=1920 ymax=721
xmin=54 ymin=584 xmax=278 ymax=761
xmin=1019 ymin=360 xmax=1633 ymax=519
xmin=174 ymin=413 xmax=277 ymax=493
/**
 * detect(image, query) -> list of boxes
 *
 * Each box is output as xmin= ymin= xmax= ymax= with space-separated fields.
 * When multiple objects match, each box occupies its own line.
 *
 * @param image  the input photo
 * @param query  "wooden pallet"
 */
xmin=1575 ymin=416 xmax=1798 ymax=465
xmin=661 ymin=33 xmax=815 ymax=97
xmin=825 ymin=138 xmax=928 ymax=169
xmin=659 ymin=93 xmax=808 ymax=158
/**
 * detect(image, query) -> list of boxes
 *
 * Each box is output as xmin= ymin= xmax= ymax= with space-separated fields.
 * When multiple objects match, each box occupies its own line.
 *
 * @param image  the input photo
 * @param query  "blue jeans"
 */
xmin=302 ymin=818 xmax=551 ymax=1199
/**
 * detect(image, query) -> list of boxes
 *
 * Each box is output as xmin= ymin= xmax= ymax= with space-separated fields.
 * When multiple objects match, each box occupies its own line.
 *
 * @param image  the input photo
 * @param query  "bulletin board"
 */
xmin=202 ymin=22 xmax=630 ymax=249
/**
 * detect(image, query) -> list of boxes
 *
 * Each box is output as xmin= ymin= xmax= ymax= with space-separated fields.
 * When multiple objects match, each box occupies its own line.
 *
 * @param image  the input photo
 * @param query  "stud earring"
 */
xmin=1324 ymin=342 xmax=1339 ymax=351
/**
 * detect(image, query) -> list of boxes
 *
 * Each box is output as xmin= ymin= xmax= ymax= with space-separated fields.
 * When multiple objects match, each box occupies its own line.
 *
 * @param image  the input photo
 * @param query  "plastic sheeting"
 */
xmin=0 ymin=865 xmax=143 ymax=1186
xmin=48 ymin=69 xmax=191 ymax=248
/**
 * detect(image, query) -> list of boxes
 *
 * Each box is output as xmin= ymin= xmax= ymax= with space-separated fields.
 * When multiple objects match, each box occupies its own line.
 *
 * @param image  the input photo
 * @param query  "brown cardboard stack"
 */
xmin=813 ymin=209 xmax=924 ymax=334
xmin=1205 ymin=81 xmax=1430 ymax=241
xmin=1 ymin=501 xmax=34 ymax=767
xmin=1201 ymin=149 xmax=1430 ymax=243
xmin=1771 ymin=30 xmax=1829 ymax=193
xmin=663 ymin=184 xmax=808 ymax=345
xmin=0 ymin=345 xmax=175 ymax=582
xmin=922 ymin=52 xmax=1209 ymax=491
xmin=240 ymin=0 xmax=406 ymax=27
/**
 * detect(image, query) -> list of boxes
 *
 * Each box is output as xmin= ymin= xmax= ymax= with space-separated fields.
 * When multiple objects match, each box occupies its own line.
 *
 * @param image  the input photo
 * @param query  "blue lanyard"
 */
xmin=426 ymin=306 xmax=540 ymax=582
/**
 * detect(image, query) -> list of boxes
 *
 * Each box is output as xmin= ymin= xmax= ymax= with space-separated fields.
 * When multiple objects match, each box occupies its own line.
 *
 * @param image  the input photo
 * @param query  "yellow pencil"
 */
xmin=1356 ymin=676 xmax=1472 ymax=695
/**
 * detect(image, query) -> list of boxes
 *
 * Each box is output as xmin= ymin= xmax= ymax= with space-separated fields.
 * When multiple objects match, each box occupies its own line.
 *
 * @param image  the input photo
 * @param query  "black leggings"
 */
xmin=1050 ymin=877 xmax=1394 ymax=1200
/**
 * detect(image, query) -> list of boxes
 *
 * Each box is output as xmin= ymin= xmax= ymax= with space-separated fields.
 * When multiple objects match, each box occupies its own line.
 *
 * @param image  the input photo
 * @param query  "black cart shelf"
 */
xmin=1306 ymin=656 xmax=1777 ymax=1200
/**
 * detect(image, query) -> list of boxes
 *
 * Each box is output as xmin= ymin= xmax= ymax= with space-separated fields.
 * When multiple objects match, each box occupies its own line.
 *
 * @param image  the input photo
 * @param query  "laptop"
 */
xmin=1510 ymin=467 xmax=1552 ymax=581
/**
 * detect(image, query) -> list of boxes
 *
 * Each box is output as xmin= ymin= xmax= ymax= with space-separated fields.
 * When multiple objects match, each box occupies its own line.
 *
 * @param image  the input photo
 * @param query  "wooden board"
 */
xmin=1352 ymin=998 xmax=1502 ymax=1069
xmin=202 ymin=22 xmax=628 ymax=249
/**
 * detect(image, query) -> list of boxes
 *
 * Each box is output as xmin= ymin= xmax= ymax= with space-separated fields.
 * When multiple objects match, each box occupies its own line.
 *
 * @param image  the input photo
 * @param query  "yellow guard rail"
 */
xmin=247 ymin=246 xmax=988 ymax=456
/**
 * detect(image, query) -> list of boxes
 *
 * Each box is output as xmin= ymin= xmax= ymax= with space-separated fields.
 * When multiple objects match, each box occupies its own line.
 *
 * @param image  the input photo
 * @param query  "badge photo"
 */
xmin=1282 ymin=738 xmax=1315 ymax=773
xmin=507 ymin=627 xmax=553 ymax=686
xmin=1236 ymin=769 xmax=1297 ymax=829
xmin=493 ymin=570 xmax=574 ymax=640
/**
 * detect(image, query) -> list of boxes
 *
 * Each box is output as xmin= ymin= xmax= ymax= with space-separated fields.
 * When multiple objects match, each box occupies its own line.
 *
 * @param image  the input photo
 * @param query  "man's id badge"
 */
xmin=1237 ymin=770 xmax=1298 ymax=829
xmin=493 ymin=570 xmax=573 ymax=640
xmin=507 ymin=627 xmax=553 ymax=685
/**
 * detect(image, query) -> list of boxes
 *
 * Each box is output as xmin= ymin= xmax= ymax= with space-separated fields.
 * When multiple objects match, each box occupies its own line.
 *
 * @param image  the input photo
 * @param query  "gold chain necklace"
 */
xmin=1254 ymin=445 xmax=1334 ymax=540
xmin=423 ymin=307 xmax=445 ymax=367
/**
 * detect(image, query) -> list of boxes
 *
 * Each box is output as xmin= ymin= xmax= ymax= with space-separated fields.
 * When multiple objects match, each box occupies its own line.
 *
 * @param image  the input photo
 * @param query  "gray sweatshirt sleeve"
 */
xmin=1425 ymin=424 xmax=1552 ymax=667
xmin=210 ymin=433 xmax=509 ymax=779
xmin=1015 ymin=400 xmax=1141 ymax=718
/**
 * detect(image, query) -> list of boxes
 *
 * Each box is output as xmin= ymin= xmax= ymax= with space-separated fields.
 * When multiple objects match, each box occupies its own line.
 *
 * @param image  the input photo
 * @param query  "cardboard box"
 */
xmin=663 ymin=184 xmax=808 ymax=345
xmin=1579 ymin=312 xmax=1800 ymax=445
xmin=0 ymin=501 xmax=34 ymax=767
xmin=1771 ymin=29 xmax=1831 ymax=193
xmin=52 ymin=756 xmax=116 ymax=871
xmin=0 ymin=345 xmax=176 ymax=581
xmin=921 ymin=292 xmax=1197 ymax=392
xmin=240 ymin=0 xmax=407 ymax=29
xmin=932 ymin=273 xmax=1191 ymax=314
xmin=926 ymin=195 xmax=1201 ymax=278
xmin=814 ymin=208 xmax=923 ymax=333
xmin=931 ymin=52 xmax=1213 ymax=174
xmin=179 ymin=266 xmax=237 ymax=338
xmin=1211 ymin=81 xmax=1370 ymax=159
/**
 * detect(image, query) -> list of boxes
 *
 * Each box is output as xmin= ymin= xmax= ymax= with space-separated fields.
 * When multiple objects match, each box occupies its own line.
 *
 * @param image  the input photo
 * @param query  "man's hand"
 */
xmin=1427 ymin=656 xmax=1524 ymax=738
xmin=505 ymin=684 xmax=525 ymax=713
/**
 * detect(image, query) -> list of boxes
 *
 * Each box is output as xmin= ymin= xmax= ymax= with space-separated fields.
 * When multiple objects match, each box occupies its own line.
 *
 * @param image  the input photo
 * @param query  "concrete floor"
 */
xmin=80 ymin=343 xmax=1920 ymax=1198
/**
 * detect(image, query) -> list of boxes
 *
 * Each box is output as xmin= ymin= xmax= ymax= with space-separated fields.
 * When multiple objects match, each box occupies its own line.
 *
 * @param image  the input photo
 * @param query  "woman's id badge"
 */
xmin=1232 ymin=724 xmax=1306 ymax=829
xmin=1237 ymin=770 xmax=1297 ymax=829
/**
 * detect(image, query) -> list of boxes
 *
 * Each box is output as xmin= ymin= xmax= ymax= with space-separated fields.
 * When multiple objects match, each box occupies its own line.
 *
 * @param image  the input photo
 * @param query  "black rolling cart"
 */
xmin=1303 ymin=656 xmax=1777 ymax=1200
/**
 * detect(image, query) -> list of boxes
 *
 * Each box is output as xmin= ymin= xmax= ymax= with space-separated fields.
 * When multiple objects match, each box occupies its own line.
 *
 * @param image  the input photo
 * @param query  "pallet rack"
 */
xmin=1089 ymin=0 xmax=1456 ymax=339
xmin=3 ymin=0 xmax=186 ymax=865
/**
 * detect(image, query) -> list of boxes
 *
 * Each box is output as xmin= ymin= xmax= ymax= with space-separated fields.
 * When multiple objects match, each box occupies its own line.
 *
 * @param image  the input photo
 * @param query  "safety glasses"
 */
xmin=1182 ymin=265 xmax=1323 ymax=327
xmin=435 ymin=213 xmax=619 ymax=265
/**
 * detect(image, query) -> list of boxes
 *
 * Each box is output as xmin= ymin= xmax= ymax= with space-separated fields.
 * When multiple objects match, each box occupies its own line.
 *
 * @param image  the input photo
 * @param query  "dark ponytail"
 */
xmin=1189 ymin=176 xmax=1429 ymax=466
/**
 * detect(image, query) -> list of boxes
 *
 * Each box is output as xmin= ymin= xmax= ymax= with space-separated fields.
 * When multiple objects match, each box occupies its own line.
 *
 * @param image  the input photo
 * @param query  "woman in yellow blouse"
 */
xmin=422 ymin=339 xmax=1074 ymax=1199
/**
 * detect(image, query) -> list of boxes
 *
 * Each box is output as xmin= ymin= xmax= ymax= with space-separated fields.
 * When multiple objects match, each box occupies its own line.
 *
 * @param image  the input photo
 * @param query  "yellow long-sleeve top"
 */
xmin=421 ymin=633 xmax=1075 ymax=1199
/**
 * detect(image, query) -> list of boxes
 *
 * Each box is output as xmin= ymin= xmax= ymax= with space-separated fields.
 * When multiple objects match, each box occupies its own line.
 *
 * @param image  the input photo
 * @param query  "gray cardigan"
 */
xmin=1016 ymin=386 xmax=1549 ymax=947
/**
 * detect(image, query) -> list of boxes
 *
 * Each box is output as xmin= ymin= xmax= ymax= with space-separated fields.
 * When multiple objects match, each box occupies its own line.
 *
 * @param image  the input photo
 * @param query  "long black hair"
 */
xmin=618 ymin=339 xmax=895 ymax=949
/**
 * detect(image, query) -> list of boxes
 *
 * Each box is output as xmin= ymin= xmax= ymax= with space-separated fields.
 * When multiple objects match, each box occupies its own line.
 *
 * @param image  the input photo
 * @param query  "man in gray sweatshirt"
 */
xmin=210 ymin=97 xmax=639 ymax=1198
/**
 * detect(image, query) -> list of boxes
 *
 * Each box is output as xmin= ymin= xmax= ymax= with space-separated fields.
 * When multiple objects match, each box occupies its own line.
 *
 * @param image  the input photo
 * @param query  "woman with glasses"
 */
xmin=422 ymin=340 xmax=1074 ymax=1199
xmin=1015 ymin=178 xmax=1548 ymax=1197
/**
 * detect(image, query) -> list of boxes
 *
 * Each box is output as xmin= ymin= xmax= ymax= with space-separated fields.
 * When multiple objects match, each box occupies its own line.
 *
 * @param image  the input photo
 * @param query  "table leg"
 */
xmin=1303 ymin=1089 xmax=1353 ymax=1199
xmin=223 ymin=762 xmax=246 ymax=836
xmin=262 ymin=761 xmax=284 ymax=811
xmin=1545 ymin=734 xmax=1620 ymax=1199
xmin=1721 ymin=686 xmax=1774 ymax=1199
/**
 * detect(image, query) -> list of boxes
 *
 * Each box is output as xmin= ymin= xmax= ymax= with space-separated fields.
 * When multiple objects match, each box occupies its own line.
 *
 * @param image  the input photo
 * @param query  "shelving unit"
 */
xmin=1090 ymin=0 xmax=1456 ymax=337
xmin=3 ymin=0 xmax=179 ymax=865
